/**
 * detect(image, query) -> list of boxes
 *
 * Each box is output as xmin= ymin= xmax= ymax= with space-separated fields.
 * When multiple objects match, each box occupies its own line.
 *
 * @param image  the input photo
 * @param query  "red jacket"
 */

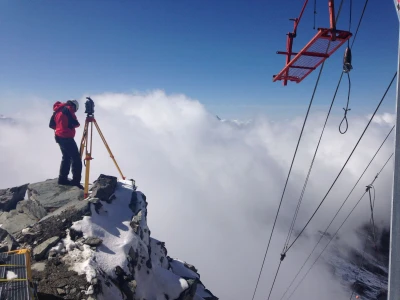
xmin=49 ymin=102 xmax=80 ymax=138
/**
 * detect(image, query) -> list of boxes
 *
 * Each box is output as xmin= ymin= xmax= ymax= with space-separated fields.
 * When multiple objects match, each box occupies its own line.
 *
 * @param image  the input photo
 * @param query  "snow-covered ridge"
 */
xmin=49 ymin=178 xmax=217 ymax=299
xmin=0 ymin=176 xmax=217 ymax=300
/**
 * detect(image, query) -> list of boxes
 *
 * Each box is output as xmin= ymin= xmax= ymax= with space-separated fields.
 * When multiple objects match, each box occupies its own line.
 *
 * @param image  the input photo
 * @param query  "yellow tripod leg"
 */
xmin=79 ymin=120 xmax=89 ymax=159
xmin=84 ymin=157 xmax=91 ymax=198
xmin=83 ymin=121 xmax=94 ymax=198
xmin=93 ymin=120 xmax=126 ymax=179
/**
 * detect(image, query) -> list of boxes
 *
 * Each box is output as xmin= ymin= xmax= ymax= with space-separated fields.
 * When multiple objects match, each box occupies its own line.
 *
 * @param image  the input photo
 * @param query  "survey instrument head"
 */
xmin=85 ymin=97 xmax=95 ymax=116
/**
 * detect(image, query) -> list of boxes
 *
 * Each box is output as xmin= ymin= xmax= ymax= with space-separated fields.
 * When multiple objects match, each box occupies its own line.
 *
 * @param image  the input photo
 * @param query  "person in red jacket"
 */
xmin=49 ymin=100 xmax=83 ymax=189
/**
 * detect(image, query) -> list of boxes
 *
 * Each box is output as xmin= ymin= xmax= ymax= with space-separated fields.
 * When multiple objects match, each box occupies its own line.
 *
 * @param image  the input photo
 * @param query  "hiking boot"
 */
xmin=58 ymin=177 xmax=71 ymax=186
xmin=71 ymin=180 xmax=84 ymax=190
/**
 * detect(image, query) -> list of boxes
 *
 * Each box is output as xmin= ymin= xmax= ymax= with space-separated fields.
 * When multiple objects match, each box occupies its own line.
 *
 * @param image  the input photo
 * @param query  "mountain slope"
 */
xmin=0 ymin=175 xmax=217 ymax=300
xmin=327 ymin=225 xmax=389 ymax=300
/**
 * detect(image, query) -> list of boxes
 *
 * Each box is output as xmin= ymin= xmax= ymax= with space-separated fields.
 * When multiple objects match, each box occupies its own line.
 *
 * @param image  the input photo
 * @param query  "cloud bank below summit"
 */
xmin=0 ymin=90 xmax=395 ymax=299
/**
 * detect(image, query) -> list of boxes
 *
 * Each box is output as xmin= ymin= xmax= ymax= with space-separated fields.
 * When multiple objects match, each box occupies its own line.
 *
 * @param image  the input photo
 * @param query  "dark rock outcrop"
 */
xmin=177 ymin=279 xmax=198 ymax=300
xmin=0 ymin=181 xmax=73 ymax=235
xmin=114 ymin=266 xmax=136 ymax=299
xmin=69 ymin=228 xmax=83 ymax=241
xmin=34 ymin=236 xmax=61 ymax=260
xmin=130 ymin=210 xmax=142 ymax=233
xmin=0 ymin=183 xmax=29 ymax=211
xmin=0 ymin=227 xmax=19 ymax=252
xmin=16 ymin=203 xmax=90 ymax=248
xmin=83 ymin=236 xmax=103 ymax=247
xmin=90 ymin=174 xmax=117 ymax=203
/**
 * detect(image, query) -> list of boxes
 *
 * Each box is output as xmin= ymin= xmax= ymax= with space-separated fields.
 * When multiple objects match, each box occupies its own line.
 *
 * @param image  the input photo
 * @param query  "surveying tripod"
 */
xmin=79 ymin=97 xmax=125 ymax=198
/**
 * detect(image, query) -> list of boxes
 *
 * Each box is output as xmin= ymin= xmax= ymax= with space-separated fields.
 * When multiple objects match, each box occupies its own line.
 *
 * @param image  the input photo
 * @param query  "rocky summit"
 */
xmin=0 ymin=174 xmax=218 ymax=300
xmin=327 ymin=224 xmax=389 ymax=300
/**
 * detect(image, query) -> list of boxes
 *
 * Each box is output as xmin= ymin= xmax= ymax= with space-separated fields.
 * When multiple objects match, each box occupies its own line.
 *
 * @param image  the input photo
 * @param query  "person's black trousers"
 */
xmin=55 ymin=136 xmax=82 ymax=183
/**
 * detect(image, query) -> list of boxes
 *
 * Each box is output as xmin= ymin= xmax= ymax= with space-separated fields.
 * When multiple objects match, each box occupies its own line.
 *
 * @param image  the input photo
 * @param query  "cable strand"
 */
xmin=350 ymin=0 xmax=369 ymax=49
xmin=367 ymin=184 xmax=377 ymax=249
xmin=254 ymin=1 xmax=368 ymax=298
xmin=264 ymin=2 xmax=349 ymax=297
xmin=250 ymin=59 xmax=326 ymax=300
xmin=347 ymin=0 xmax=352 ymax=47
xmin=287 ymin=153 xmax=393 ymax=299
xmin=267 ymin=260 xmax=283 ymax=300
xmin=313 ymin=0 xmax=317 ymax=30
xmin=283 ymin=72 xmax=345 ymax=251
xmin=284 ymin=72 xmax=397 ymax=254
xmin=279 ymin=124 xmax=395 ymax=300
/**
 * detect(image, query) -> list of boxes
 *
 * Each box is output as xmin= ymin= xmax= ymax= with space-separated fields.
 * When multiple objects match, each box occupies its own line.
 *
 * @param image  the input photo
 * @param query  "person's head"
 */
xmin=66 ymin=100 xmax=79 ymax=112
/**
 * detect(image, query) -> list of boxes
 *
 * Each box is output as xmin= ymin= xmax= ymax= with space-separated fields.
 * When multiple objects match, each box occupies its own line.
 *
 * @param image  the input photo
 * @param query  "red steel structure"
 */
xmin=273 ymin=0 xmax=352 ymax=85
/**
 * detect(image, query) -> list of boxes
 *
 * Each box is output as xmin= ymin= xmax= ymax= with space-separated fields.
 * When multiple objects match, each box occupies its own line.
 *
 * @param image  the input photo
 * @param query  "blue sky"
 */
xmin=0 ymin=0 xmax=399 ymax=118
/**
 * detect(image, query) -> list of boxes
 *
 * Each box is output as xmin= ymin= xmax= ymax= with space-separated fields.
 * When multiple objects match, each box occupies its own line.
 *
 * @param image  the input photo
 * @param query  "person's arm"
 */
xmin=62 ymin=107 xmax=80 ymax=129
xmin=70 ymin=111 xmax=80 ymax=128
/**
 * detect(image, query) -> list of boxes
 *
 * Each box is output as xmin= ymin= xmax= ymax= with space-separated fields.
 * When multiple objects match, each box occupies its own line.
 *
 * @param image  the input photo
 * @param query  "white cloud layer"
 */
xmin=0 ymin=91 xmax=395 ymax=299
xmin=370 ymin=112 xmax=395 ymax=126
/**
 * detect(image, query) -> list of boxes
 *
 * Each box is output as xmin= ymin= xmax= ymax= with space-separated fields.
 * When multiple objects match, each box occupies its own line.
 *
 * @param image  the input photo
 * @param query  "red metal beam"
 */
xmin=277 ymin=51 xmax=329 ymax=58
xmin=273 ymin=75 xmax=300 ymax=82
xmin=293 ymin=0 xmax=310 ymax=36
xmin=273 ymin=28 xmax=352 ymax=84
xmin=277 ymin=51 xmax=298 ymax=56
xmin=284 ymin=34 xmax=294 ymax=86
xmin=290 ymin=65 xmax=316 ymax=70
xmin=281 ymin=0 xmax=310 ymax=86
xmin=329 ymin=0 xmax=336 ymax=41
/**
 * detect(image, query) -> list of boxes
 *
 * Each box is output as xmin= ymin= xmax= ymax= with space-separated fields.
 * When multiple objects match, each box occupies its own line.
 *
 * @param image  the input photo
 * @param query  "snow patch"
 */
xmin=21 ymin=228 xmax=30 ymax=235
xmin=71 ymin=180 xmax=139 ymax=278
xmin=6 ymin=271 xmax=18 ymax=280
xmin=63 ymin=244 xmax=96 ymax=281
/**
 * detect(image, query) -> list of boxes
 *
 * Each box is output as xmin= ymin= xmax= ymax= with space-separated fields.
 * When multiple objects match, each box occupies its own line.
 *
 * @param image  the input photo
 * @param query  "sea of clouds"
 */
xmin=0 ymin=90 xmax=395 ymax=299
